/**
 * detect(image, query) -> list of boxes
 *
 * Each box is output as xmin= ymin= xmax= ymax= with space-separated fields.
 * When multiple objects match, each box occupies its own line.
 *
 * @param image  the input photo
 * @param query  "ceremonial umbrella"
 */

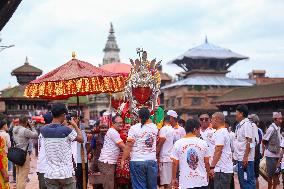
xmin=24 ymin=53 xmax=126 ymax=189
xmin=100 ymin=62 xmax=131 ymax=109
xmin=24 ymin=54 xmax=125 ymax=100
xmin=100 ymin=62 xmax=131 ymax=77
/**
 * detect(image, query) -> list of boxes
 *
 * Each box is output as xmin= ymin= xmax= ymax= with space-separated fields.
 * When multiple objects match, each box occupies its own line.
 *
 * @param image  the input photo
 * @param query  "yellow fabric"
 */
xmin=0 ymin=137 xmax=9 ymax=189
xmin=157 ymin=121 xmax=163 ymax=129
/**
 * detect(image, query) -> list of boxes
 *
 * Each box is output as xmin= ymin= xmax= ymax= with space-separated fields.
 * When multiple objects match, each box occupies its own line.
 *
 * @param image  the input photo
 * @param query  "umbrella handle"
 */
xmin=81 ymin=143 xmax=87 ymax=189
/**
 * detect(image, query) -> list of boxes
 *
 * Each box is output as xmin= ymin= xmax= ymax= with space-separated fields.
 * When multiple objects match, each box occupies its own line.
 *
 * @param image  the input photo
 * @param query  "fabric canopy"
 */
xmin=100 ymin=62 xmax=131 ymax=77
xmin=24 ymin=57 xmax=126 ymax=99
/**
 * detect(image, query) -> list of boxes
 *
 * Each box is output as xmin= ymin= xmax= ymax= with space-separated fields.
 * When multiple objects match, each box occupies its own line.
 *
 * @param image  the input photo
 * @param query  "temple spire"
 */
xmin=110 ymin=22 xmax=114 ymax=33
xmin=102 ymin=22 xmax=120 ymax=65
xmin=24 ymin=56 xmax=29 ymax=65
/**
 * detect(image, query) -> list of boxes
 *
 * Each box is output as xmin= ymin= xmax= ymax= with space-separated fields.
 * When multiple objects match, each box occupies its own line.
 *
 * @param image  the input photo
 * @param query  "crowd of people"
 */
xmin=0 ymin=103 xmax=283 ymax=189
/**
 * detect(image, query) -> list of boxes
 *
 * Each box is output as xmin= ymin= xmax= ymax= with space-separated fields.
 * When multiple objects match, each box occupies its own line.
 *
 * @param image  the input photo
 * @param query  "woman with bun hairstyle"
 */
xmin=121 ymin=107 xmax=158 ymax=189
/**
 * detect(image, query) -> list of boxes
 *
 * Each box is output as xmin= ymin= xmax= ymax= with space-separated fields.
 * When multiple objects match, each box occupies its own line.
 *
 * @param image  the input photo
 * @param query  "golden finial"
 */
xmin=72 ymin=51 xmax=76 ymax=59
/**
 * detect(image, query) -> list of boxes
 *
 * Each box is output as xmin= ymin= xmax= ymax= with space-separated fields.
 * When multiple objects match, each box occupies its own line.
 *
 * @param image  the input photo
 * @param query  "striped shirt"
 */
xmin=40 ymin=124 xmax=77 ymax=179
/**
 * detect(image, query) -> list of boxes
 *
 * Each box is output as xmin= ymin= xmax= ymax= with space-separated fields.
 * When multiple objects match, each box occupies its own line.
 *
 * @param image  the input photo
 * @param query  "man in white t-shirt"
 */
xmin=167 ymin=110 xmax=186 ymax=143
xmin=199 ymin=114 xmax=215 ymax=161
xmin=262 ymin=112 xmax=282 ymax=189
xmin=98 ymin=115 xmax=125 ymax=189
xmin=210 ymin=112 xmax=233 ymax=189
xmin=157 ymin=115 xmax=174 ymax=189
xmin=199 ymin=113 xmax=215 ymax=189
xmin=171 ymin=119 xmax=210 ymax=189
xmin=234 ymin=105 xmax=256 ymax=189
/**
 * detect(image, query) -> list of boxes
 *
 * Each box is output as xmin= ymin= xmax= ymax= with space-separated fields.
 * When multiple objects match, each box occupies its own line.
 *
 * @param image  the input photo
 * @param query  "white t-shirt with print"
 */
xmin=234 ymin=118 xmax=255 ymax=161
xmin=173 ymin=125 xmax=186 ymax=143
xmin=159 ymin=125 xmax=174 ymax=162
xmin=127 ymin=123 xmax=158 ymax=161
xmin=263 ymin=123 xmax=281 ymax=158
xmin=99 ymin=127 xmax=123 ymax=164
xmin=280 ymin=137 xmax=284 ymax=169
xmin=213 ymin=128 xmax=233 ymax=173
xmin=200 ymin=127 xmax=215 ymax=163
xmin=171 ymin=137 xmax=209 ymax=189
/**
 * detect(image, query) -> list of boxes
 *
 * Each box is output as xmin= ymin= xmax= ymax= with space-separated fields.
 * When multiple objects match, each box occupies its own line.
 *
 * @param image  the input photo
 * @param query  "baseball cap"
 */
xmin=43 ymin=112 xmax=53 ymax=124
xmin=167 ymin=110 xmax=178 ymax=118
xmin=273 ymin=112 xmax=282 ymax=119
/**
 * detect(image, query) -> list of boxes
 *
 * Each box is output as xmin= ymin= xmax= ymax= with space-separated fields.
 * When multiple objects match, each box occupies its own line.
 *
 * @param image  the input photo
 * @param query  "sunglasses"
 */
xmin=115 ymin=121 xmax=124 ymax=125
xmin=199 ymin=118 xmax=209 ymax=122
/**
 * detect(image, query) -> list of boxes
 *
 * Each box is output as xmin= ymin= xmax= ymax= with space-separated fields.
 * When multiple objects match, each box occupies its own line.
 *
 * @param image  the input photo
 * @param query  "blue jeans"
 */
xmin=8 ymin=160 xmax=12 ymax=171
xmin=130 ymin=160 xmax=158 ymax=189
xmin=237 ymin=161 xmax=256 ymax=189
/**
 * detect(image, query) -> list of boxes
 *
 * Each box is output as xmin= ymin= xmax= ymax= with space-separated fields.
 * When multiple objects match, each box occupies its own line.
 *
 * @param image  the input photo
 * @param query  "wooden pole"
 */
xmin=81 ymin=144 xmax=87 ymax=189
xmin=77 ymin=95 xmax=87 ymax=189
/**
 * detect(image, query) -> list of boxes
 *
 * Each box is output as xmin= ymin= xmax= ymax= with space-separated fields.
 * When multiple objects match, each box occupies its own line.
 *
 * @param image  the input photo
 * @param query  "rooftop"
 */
xmin=168 ymin=37 xmax=249 ymax=73
xmin=169 ymin=37 xmax=249 ymax=61
xmin=161 ymin=75 xmax=253 ymax=90
xmin=0 ymin=85 xmax=26 ymax=99
xmin=11 ymin=57 xmax=42 ymax=76
xmin=213 ymin=82 xmax=284 ymax=105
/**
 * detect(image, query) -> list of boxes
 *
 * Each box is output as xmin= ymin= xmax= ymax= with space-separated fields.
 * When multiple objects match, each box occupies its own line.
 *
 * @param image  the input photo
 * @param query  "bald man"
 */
xmin=210 ymin=112 xmax=233 ymax=189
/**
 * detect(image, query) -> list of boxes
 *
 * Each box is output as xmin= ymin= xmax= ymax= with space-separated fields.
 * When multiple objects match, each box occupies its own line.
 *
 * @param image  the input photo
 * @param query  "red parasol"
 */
xmin=24 ymin=54 xmax=126 ymax=99
xmin=100 ymin=62 xmax=131 ymax=77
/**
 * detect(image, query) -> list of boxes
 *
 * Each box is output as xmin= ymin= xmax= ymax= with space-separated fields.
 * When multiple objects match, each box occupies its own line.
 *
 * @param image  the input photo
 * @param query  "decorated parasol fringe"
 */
xmin=24 ymin=76 xmax=125 ymax=99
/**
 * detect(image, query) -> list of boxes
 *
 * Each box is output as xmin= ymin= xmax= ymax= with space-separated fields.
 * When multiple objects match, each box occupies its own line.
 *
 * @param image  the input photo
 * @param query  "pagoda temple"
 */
xmin=162 ymin=38 xmax=253 ymax=118
xmin=0 ymin=57 xmax=49 ymax=116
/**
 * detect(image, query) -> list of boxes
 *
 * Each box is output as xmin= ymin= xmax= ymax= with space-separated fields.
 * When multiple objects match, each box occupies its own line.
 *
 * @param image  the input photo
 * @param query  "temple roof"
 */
xmin=213 ymin=82 xmax=284 ymax=105
xmin=11 ymin=57 xmax=42 ymax=76
xmin=169 ymin=38 xmax=249 ymax=62
xmin=161 ymin=75 xmax=253 ymax=90
xmin=159 ymin=72 xmax=172 ymax=81
xmin=168 ymin=37 xmax=249 ymax=73
xmin=0 ymin=85 xmax=25 ymax=99
xmin=0 ymin=0 xmax=22 ymax=31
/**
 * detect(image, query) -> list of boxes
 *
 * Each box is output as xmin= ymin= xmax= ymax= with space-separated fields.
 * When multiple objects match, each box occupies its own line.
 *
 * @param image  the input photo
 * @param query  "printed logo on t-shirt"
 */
xmin=187 ymin=148 xmax=199 ymax=170
xmin=145 ymin=134 xmax=154 ymax=148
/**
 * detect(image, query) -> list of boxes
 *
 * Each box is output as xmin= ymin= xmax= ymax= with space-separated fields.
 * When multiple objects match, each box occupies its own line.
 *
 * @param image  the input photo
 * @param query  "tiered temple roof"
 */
xmin=168 ymin=37 xmax=248 ymax=75
xmin=11 ymin=57 xmax=42 ymax=85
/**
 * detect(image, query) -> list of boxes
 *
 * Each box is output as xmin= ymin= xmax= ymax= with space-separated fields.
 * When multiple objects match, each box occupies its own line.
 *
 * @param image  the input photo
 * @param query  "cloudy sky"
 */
xmin=0 ymin=0 xmax=284 ymax=89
